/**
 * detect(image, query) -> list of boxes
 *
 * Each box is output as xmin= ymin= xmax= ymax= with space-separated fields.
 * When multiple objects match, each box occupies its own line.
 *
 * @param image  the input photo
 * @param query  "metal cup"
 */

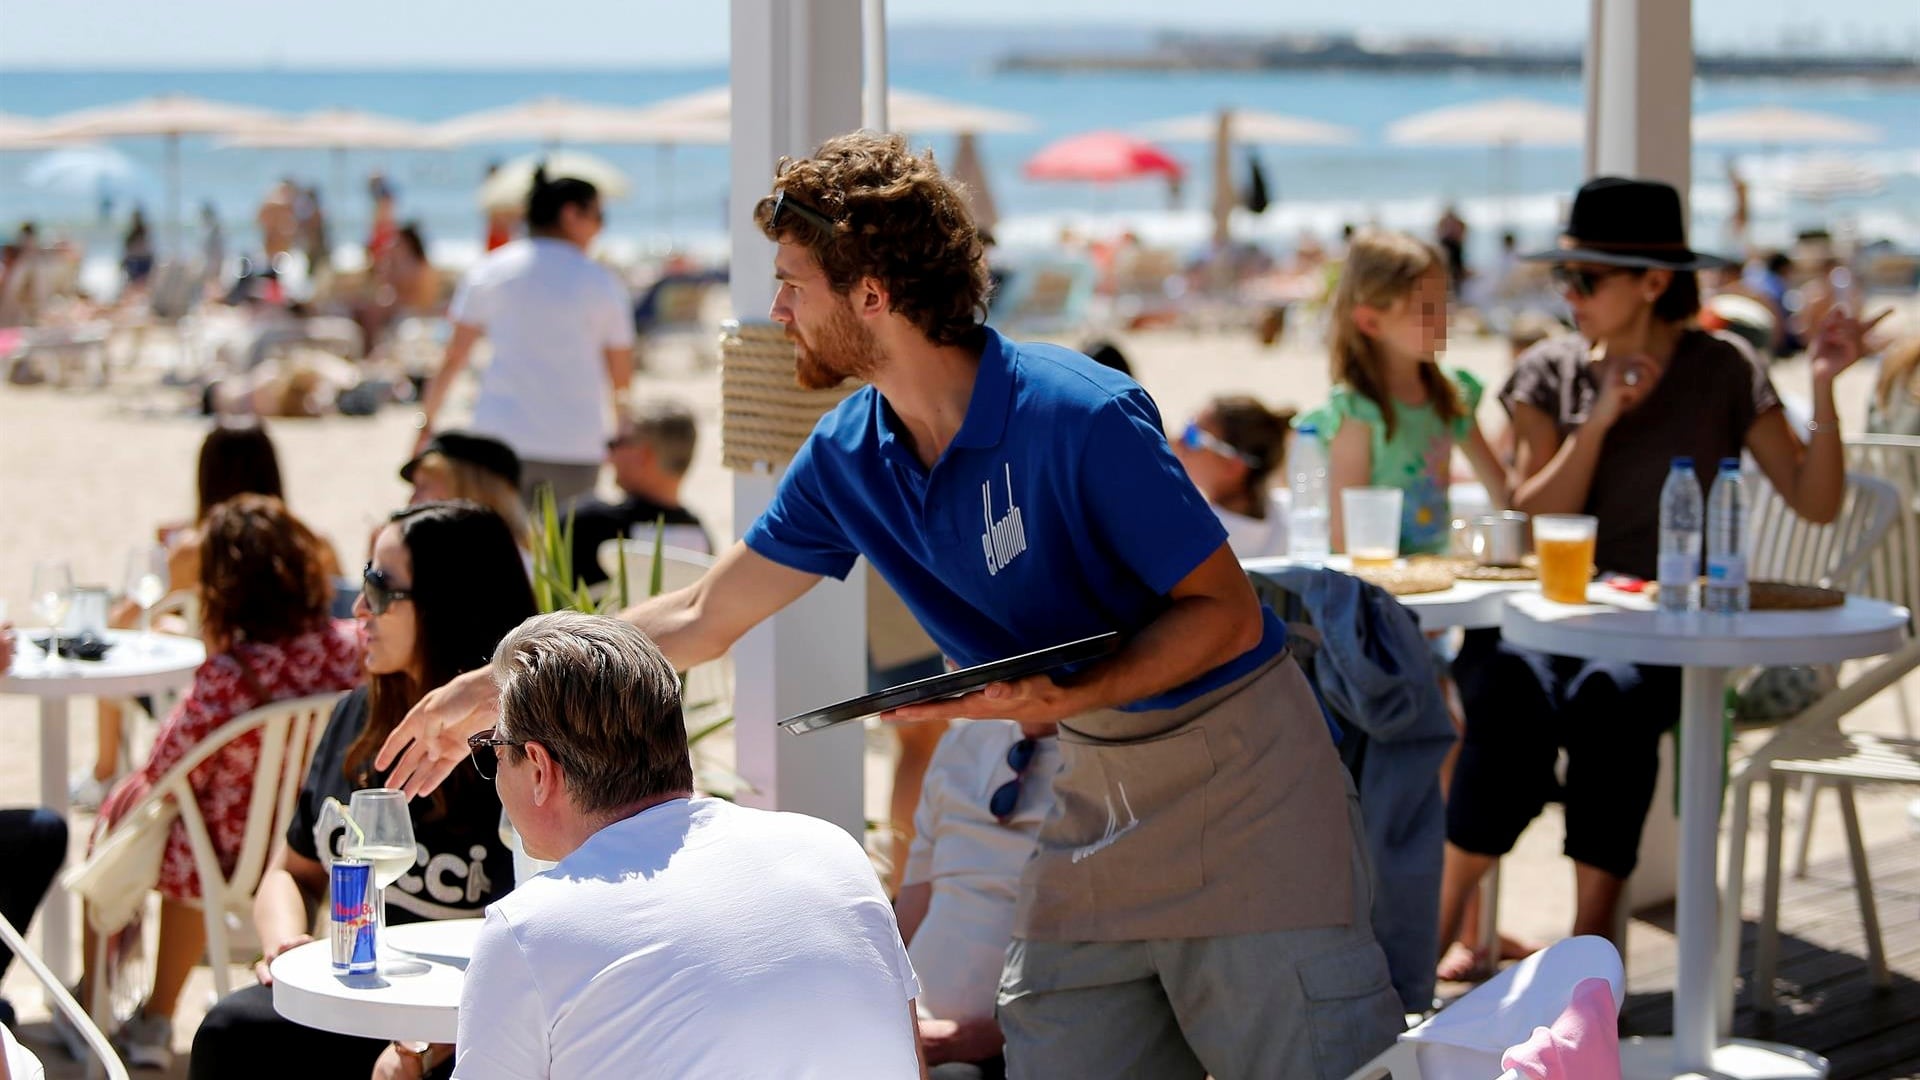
xmin=1470 ymin=511 xmax=1530 ymax=567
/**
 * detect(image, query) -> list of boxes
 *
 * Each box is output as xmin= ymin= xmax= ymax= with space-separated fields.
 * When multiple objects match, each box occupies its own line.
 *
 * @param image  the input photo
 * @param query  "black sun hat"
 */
xmin=1523 ymin=176 xmax=1734 ymax=271
xmin=400 ymin=430 xmax=522 ymax=488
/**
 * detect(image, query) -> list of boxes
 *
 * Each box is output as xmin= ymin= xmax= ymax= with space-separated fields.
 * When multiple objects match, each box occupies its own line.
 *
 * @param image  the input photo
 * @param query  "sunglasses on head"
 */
xmin=467 ymin=729 xmax=525 ymax=780
xmin=1179 ymin=421 xmax=1260 ymax=469
xmin=361 ymin=563 xmax=414 ymax=616
xmin=1550 ymin=264 xmax=1637 ymax=298
xmin=988 ymin=737 xmax=1038 ymax=823
xmin=769 ymin=189 xmax=837 ymax=235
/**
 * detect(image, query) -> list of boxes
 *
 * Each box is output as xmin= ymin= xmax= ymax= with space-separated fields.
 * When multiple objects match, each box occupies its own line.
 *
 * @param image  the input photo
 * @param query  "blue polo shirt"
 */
xmin=743 ymin=328 xmax=1286 ymax=713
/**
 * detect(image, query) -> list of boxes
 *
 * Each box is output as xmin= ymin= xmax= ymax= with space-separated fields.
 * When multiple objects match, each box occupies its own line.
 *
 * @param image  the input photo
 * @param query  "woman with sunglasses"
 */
xmin=1170 ymin=394 xmax=1296 ymax=559
xmin=190 ymin=502 xmax=533 ymax=1080
xmin=1438 ymin=177 xmax=1885 ymax=979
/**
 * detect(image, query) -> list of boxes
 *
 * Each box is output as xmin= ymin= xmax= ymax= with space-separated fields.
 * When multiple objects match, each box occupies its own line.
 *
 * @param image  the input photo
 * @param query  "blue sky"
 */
xmin=2 ymin=0 xmax=1916 ymax=68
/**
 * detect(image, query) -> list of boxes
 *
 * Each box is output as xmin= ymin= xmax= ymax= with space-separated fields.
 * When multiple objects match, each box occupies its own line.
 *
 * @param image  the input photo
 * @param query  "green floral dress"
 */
xmin=1296 ymin=369 xmax=1484 ymax=555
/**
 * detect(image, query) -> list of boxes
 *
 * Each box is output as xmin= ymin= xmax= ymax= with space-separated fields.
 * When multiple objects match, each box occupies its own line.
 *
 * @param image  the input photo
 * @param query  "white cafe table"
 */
xmin=272 ymin=918 xmax=480 ymax=1043
xmin=1242 ymin=554 xmax=1536 ymax=631
xmin=0 ymin=629 xmax=204 ymax=983
xmin=1501 ymin=589 xmax=1908 ymax=1080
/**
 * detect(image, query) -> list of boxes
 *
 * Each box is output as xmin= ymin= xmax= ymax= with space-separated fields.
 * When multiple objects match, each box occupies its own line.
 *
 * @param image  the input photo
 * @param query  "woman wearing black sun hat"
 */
xmin=1434 ymin=176 xmax=1889 ymax=977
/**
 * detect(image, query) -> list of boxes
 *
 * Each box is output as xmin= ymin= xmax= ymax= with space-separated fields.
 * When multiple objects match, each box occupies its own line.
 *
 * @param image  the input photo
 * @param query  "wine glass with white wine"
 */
xmin=31 ymin=562 xmax=73 ymax=670
xmin=345 ymin=788 xmax=417 ymax=963
xmin=125 ymin=545 xmax=169 ymax=653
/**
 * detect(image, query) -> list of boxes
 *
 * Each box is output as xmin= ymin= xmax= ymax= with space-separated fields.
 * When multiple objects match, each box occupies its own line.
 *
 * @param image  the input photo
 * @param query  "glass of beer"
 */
xmin=1343 ymin=487 xmax=1404 ymax=569
xmin=1534 ymin=514 xmax=1598 ymax=603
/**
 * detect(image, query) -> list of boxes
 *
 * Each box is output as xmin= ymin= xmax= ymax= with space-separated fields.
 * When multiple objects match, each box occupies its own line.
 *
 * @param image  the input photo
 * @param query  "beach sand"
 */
xmin=0 ymin=317 xmax=1912 ymax=1073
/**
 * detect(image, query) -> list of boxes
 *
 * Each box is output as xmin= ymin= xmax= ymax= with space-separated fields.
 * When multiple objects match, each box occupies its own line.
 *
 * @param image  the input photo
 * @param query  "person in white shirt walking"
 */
xmin=416 ymin=168 xmax=635 ymax=506
xmin=452 ymin=612 xmax=926 ymax=1080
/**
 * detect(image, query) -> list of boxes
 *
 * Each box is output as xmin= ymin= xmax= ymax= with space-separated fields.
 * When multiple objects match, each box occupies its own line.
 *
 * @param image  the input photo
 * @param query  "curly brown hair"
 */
xmin=753 ymin=131 xmax=990 ymax=348
xmin=200 ymin=494 xmax=333 ymax=651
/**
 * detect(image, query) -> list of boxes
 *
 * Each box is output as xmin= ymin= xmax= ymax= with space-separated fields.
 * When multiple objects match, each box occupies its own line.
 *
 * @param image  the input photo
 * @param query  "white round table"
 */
xmin=272 ymin=918 xmax=480 ymax=1043
xmin=1502 ymin=589 xmax=1909 ymax=1080
xmin=0 ymin=629 xmax=204 ymax=983
xmin=1242 ymin=554 xmax=1536 ymax=630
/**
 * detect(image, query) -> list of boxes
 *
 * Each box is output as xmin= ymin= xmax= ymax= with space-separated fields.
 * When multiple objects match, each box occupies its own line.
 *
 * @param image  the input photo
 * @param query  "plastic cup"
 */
xmin=1342 ymin=487 xmax=1404 ymax=568
xmin=1534 ymin=514 xmax=1598 ymax=603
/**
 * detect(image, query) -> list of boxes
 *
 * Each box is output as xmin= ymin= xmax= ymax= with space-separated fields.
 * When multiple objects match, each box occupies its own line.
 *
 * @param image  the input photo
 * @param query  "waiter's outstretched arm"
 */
xmin=884 ymin=542 xmax=1263 ymax=734
xmin=377 ymin=541 xmax=819 ymax=796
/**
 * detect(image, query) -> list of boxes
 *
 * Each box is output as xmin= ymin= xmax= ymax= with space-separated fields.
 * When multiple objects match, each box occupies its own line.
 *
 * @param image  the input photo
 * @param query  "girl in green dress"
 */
xmin=1298 ymin=229 xmax=1510 ymax=555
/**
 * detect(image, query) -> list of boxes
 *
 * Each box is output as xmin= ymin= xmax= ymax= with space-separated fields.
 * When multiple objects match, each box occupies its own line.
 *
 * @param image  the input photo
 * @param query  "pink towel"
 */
xmin=1500 ymin=977 xmax=1622 ymax=1080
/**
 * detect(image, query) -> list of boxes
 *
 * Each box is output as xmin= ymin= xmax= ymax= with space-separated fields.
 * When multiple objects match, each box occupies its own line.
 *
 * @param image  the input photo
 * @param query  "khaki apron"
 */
xmin=1015 ymin=650 xmax=1354 ymax=942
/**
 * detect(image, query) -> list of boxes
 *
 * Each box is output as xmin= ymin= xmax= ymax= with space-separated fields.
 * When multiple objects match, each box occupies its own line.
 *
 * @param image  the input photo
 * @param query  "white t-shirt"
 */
xmin=449 ymin=238 xmax=634 ymax=465
xmin=902 ymin=720 xmax=1058 ymax=1022
xmin=453 ymin=798 xmax=921 ymax=1080
xmin=1214 ymin=488 xmax=1291 ymax=559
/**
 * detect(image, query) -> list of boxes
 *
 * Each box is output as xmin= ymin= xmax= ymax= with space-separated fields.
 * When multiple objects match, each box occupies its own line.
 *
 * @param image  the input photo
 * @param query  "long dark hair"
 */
xmin=345 ymin=501 xmax=536 ymax=819
xmin=197 ymin=422 xmax=284 ymax=522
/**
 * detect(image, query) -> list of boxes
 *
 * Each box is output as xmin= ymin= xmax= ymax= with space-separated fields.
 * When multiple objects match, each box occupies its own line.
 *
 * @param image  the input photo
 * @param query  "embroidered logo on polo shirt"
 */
xmin=981 ymin=462 xmax=1028 ymax=576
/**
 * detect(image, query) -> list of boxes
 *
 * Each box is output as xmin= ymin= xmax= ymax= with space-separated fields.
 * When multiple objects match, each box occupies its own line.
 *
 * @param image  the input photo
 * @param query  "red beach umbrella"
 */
xmin=1023 ymin=131 xmax=1185 ymax=184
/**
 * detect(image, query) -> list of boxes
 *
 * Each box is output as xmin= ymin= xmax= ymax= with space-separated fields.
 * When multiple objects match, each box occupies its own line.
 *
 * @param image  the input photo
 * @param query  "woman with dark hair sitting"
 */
xmin=190 ymin=501 xmax=534 ymax=1080
xmin=1438 ymin=177 xmax=1884 ymax=976
xmin=1170 ymin=393 xmax=1296 ymax=558
xmin=75 ymin=495 xmax=363 ymax=1069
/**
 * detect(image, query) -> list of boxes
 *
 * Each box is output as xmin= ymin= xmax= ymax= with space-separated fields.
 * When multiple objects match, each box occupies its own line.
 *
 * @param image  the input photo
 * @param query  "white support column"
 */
xmin=1586 ymin=0 xmax=1693 ymax=199
xmin=862 ymin=0 xmax=889 ymax=132
xmin=728 ymin=0 xmax=870 ymax=838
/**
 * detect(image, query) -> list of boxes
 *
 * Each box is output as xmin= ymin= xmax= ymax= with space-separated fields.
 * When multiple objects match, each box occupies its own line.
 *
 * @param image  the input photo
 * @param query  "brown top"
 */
xmin=1501 ymin=328 xmax=1781 ymax=580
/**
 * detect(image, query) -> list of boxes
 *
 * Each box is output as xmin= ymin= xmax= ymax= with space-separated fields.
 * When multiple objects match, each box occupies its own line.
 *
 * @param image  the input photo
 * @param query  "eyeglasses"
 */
xmin=1180 ymin=421 xmax=1260 ymax=469
xmin=768 ymin=189 xmax=837 ymax=236
xmin=466 ymin=729 xmax=525 ymax=780
xmin=1550 ymin=264 xmax=1636 ymax=299
xmin=987 ymin=737 xmax=1038 ymax=823
xmin=361 ymin=564 xmax=414 ymax=616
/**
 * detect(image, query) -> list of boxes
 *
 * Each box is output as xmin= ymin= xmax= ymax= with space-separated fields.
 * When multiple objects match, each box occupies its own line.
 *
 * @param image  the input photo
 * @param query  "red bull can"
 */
xmin=330 ymin=857 xmax=377 ymax=974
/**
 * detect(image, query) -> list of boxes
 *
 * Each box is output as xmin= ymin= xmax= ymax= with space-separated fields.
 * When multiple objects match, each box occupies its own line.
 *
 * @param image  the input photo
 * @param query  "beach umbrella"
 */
xmin=1784 ymin=156 xmax=1885 ymax=201
xmin=1386 ymin=97 xmax=1583 ymax=225
xmin=1137 ymin=109 xmax=1356 ymax=147
xmin=23 ymin=145 xmax=154 ymax=218
xmin=1693 ymin=107 xmax=1881 ymax=147
xmin=478 ymin=151 xmax=632 ymax=211
xmin=221 ymin=109 xmax=432 ymax=207
xmin=1023 ymin=132 xmax=1184 ymax=184
xmin=431 ymin=97 xmax=728 ymax=148
xmin=43 ymin=94 xmax=282 ymax=250
xmin=633 ymin=85 xmax=1036 ymax=136
xmin=950 ymin=131 xmax=999 ymax=235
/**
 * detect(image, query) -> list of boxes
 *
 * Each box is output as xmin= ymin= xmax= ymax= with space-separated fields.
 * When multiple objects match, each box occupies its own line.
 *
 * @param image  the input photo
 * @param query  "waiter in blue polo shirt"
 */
xmin=381 ymin=132 xmax=1402 ymax=1079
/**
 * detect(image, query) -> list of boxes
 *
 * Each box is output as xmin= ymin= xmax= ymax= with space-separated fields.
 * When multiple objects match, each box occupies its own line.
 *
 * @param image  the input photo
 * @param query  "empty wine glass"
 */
xmin=32 ymin=562 xmax=73 ymax=669
xmin=124 ymin=545 xmax=169 ymax=653
xmin=344 ymin=788 xmax=416 ymax=961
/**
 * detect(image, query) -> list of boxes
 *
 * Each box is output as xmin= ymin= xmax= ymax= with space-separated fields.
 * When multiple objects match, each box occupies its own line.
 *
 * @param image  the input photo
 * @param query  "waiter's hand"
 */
xmin=881 ymin=674 xmax=1079 ymax=737
xmin=377 ymin=667 xmax=501 ymax=797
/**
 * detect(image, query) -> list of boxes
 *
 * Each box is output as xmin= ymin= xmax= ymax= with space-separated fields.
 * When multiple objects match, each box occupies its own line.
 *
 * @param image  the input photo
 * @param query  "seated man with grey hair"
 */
xmin=566 ymin=399 xmax=713 ymax=589
xmin=453 ymin=612 xmax=925 ymax=1079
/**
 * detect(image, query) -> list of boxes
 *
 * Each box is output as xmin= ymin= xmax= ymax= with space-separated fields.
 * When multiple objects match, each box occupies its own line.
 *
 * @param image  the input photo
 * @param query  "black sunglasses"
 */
xmin=987 ymin=738 xmax=1038 ymax=823
xmin=361 ymin=564 xmax=414 ymax=616
xmin=467 ymin=729 xmax=525 ymax=780
xmin=1550 ymin=264 xmax=1637 ymax=298
xmin=769 ymin=189 xmax=837 ymax=235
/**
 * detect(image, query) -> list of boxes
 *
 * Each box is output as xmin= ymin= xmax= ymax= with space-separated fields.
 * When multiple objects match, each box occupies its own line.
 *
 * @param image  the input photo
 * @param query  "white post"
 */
xmin=1587 ymin=0 xmax=1693 ymax=200
xmin=862 ymin=0 xmax=889 ymax=132
xmin=728 ymin=0 xmax=869 ymax=838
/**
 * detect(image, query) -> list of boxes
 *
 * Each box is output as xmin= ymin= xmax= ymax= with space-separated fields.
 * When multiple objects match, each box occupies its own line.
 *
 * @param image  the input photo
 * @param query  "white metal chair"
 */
xmin=1717 ymin=468 xmax=1915 ymax=1016
xmin=68 ymin=692 xmax=344 ymax=1018
xmin=1346 ymin=936 xmax=1624 ymax=1080
xmin=0 ymin=912 xmax=129 ymax=1080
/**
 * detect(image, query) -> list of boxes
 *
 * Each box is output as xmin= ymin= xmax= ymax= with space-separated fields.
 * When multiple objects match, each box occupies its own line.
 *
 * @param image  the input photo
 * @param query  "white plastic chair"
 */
xmin=69 ymin=691 xmax=344 ymax=1016
xmin=1346 ymin=936 xmax=1624 ymax=1080
xmin=595 ymin=540 xmax=733 ymax=752
xmin=0 ymin=912 xmax=129 ymax=1080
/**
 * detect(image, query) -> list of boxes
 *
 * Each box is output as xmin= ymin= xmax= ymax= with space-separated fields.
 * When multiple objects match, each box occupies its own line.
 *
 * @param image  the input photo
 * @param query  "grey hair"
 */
xmin=625 ymin=399 xmax=698 ymax=477
xmin=491 ymin=611 xmax=691 ymax=814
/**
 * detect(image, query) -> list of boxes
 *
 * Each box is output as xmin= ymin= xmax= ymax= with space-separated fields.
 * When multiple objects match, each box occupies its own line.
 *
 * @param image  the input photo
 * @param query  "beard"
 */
xmin=792 ymin=300 xmax=884 ymax=391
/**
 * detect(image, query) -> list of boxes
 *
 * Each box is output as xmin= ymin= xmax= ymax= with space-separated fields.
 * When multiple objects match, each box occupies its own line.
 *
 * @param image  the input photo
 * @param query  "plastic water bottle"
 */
xmin=1288 ymin=424 xmax=1331 ymax=564
xmin=1657 ymin=457 xmax=1703 ymax=613
xmin=1705 ymin=458 xmax=1749 ymax=614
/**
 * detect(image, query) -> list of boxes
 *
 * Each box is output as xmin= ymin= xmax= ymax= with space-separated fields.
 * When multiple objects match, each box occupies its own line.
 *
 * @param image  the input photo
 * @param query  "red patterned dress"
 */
xmin=97 ymin=620 xmax=364 ymax=900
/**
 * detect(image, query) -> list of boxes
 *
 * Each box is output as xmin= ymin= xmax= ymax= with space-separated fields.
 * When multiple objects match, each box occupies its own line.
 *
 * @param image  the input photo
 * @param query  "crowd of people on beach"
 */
xmin=0 ymin=121 xmax=1909 ymax=1080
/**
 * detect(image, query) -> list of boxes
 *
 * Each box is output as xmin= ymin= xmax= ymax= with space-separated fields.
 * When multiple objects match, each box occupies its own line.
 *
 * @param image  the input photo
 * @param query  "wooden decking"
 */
xmin=1620 ymin=836 xmax=1920 ymax=1080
